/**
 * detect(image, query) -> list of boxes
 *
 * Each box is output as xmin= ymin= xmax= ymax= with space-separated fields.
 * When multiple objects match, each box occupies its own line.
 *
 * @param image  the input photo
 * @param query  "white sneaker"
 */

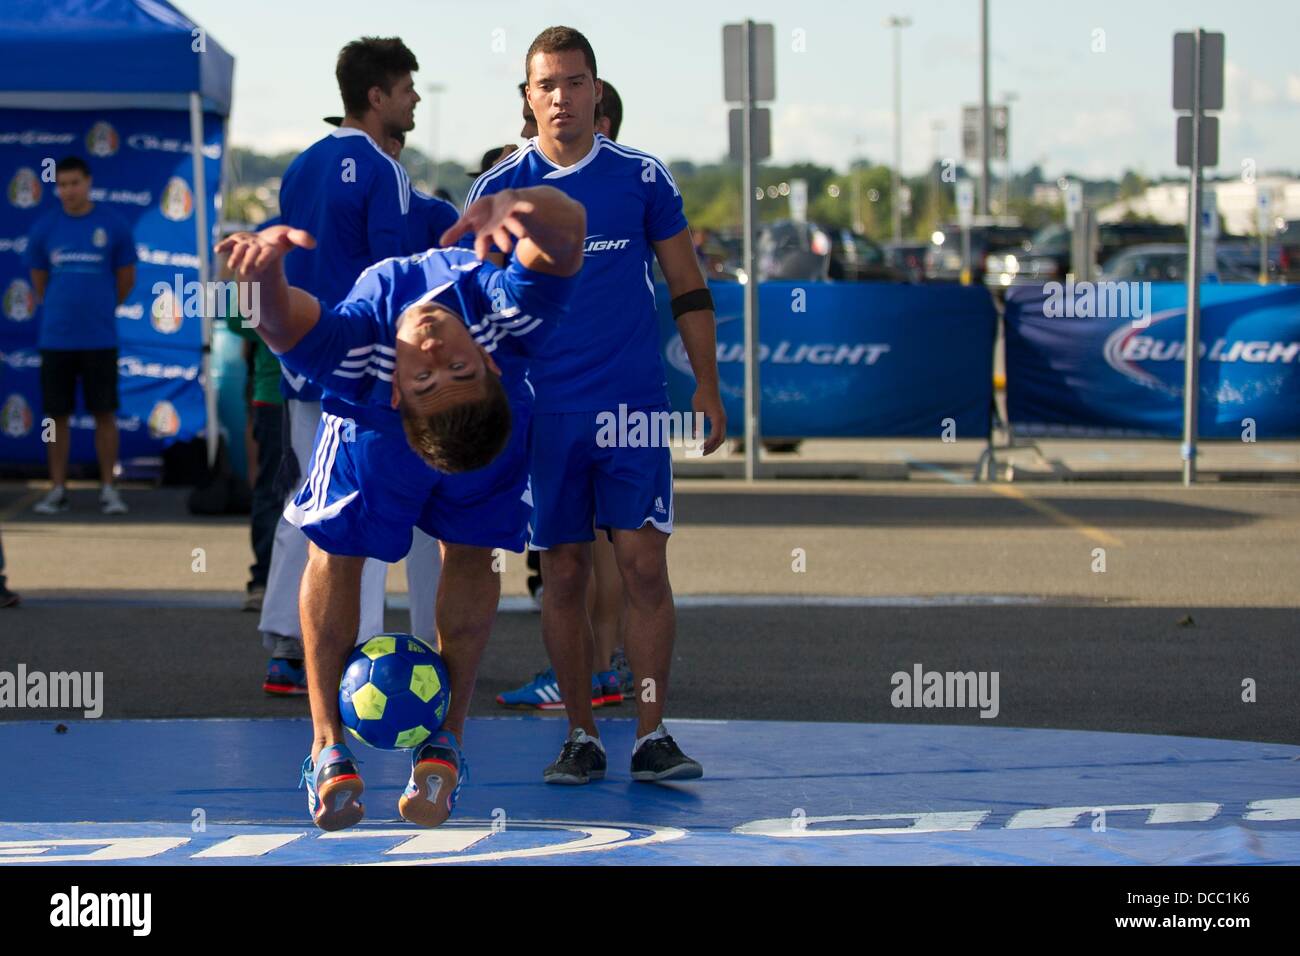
xmin=100 ymin=485 xmax=128 ymax=515
xmin=33 ymin=487 xmax=69 ymax=514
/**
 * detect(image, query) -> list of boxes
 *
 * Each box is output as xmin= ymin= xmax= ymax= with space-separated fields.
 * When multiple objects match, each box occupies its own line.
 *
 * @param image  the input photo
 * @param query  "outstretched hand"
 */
xmin=216 ymin=225 xmax=316 ymax=281
xmin=440 ymin=189 xmax=537 ymax=260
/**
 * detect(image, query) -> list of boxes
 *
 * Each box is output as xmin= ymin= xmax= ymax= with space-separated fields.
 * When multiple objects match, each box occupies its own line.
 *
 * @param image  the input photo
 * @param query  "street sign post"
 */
xmin=1173 ymin=29 xmax=1224 ymax=486
xmin=724 ymin=21 xmax=775 ymax=482
xmin=956 ymin=179 xmax=974 ymax=285
xmin=1257 ymin=189 xmax=1273 ymax=284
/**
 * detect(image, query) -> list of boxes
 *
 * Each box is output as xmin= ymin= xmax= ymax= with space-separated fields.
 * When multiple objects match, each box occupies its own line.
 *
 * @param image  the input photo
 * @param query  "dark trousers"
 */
xmin=249 ymin=403 xmax=285 ymax=589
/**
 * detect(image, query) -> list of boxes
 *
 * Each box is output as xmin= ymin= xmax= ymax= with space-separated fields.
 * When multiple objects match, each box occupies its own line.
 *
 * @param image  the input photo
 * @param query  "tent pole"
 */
xmin=190 ymin=92 xmax=216 ymax=468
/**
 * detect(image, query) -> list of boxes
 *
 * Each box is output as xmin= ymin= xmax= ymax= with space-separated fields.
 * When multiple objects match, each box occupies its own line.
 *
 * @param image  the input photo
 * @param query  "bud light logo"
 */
xmin=1103 ymin=307 xmax=1300 ymax=396
xmin=3 ymin=279 xmax=34 ymax=321
xmin=160 ymin=177 xmax=193 ymax=222
xmin=1 ymin=394 xmax=33 ymax=438
xmin=148 ymin=401 xmax=180 ymax=439
xmin=8 ymin=168 xmax=41 ymax=208
xmin=85 ymin=121 xmax=119 ymax=158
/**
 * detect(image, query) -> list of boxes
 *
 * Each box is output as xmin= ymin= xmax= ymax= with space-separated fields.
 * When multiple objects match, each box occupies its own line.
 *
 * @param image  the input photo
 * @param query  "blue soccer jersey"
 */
xmin=275 ymin=246 xmax=572 ymax=428
xmin=407 ymin=189 xmax=460 ymax=253
xmin=463 ymin=134 xmax=688 ymax=413
xmin=24 ymin=204 xmax=135 ymax=351
xmin=277 ymin=127 xmax=413 ymax=400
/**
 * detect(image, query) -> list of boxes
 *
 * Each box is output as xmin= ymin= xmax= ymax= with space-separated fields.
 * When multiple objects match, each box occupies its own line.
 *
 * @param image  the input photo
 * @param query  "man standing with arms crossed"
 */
xmin=466 ymin=27 xmax=725 ymax=783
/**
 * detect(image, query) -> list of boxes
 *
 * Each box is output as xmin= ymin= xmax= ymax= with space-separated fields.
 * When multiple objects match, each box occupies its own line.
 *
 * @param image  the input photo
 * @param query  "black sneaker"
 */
xmin=543 ymin=728 xmax=606 ymax=785
xmin=0 ymin=576 xmax=18 ymax=608
xmin=630 ymin=728 xmax=703 ymax=782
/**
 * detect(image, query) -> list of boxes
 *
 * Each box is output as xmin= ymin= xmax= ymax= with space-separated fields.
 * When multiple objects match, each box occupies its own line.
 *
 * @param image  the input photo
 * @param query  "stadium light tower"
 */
xmin=425 ymin=83 xmax=446 ymax=190
xmin=885 ymin=15 xmax=912 ymax=242
xmin=1001 ymin=90 xmax=1017 ymax=214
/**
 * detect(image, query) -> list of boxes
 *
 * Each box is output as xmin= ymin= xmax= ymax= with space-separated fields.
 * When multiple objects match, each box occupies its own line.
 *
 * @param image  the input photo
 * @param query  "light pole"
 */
xmin=425 ymin=83 xmax=446 ymax=190
xmin=1000 ymin=91 xmax=1017 ymax=214
xmin=886 ymin=15 xmax=912 ymax=243
xmin=979 ymin=0 xmax=990 ymax=216
xmin=930 ymin=119 xmax=944 ymax=223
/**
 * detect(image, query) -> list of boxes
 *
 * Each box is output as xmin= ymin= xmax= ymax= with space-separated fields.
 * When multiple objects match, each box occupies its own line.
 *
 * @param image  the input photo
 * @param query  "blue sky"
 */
xmin=185 ymin=0 xmax=1300 ymax=179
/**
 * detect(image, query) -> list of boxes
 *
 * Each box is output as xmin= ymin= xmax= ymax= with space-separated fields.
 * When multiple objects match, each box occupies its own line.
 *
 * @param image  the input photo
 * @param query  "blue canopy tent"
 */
xmin=0 ymin=0 xmax=234 ymax=467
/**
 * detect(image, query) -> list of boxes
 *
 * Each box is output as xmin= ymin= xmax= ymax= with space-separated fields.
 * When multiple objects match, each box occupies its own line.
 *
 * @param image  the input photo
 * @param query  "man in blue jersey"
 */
xmin=26 ymin=156 xmax=136 ymax=517
xmin=257 ymin=37 xmax=422 ymax=695
xmin=217 ymin=183 xmax=585 ymax=830
xmin=465 ymin=26 xmax=726 ymax=785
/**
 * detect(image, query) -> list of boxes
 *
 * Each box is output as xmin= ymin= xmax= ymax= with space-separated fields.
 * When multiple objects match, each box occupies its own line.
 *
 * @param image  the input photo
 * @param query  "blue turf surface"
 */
xmin=1 ymin=717 xmax=1297 ymax=864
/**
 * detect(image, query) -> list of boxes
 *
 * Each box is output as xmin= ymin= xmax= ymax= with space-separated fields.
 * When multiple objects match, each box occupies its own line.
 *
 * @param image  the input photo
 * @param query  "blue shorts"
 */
xmin=285 ymin=401 xmax=532 ymax=563
xmin=528 ymin=403 xmax=675 ymax=549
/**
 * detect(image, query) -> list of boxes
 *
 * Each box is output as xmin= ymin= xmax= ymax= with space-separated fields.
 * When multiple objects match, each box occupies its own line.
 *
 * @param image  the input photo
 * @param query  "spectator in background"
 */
xmin=595 ymin=79 xmax=622 ymax=140
xmin=468 ymin=144 xmax=518 ymax=180
xmin=25 ymin=156 xmax=136 ymax=516
xmin=518 ymin=81 xmax=538 ymax=138
xmin=0 ymin=530 xmax=17 ymax=607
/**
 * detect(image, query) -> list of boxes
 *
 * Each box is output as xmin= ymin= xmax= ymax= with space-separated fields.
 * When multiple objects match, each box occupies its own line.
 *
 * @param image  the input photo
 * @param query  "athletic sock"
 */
xmin=633 ymin=724 xmax=668 ymax=755
xmin=575 ymin=728 xmax=606 ymax=753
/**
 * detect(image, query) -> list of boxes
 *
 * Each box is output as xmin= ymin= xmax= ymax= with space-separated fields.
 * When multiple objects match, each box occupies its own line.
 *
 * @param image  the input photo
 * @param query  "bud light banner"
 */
xmin=657 ymin=281 xmax=997 ymax=438
xmin=1005 ymin=283 xmax=1300 ymax=438
xmin=0 ymin=107 xmax=222 ymax=464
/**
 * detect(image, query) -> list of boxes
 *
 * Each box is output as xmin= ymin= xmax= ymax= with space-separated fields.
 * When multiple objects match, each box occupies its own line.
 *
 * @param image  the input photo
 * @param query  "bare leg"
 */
xmin=91 ymin=411 xmax=118 ymax=486
xmin=541 ymin=542 xmax=597 ymax=737
xmin=610 ymin=527 xmax=674 ymax=737
xmin=590 ymin=532 xmax=625 ymax=669
xmin=46 ymin=415 xmax=70 ymax=488
xmin=433 ymin=542 xmax=499 ymax=745
xmin=299 ymin=544 xmax=364 ymax=762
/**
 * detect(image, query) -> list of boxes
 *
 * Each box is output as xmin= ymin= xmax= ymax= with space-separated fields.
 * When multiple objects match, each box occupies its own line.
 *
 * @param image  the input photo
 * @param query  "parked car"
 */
xmin=992 ymin=221 xmax=1187 ymax=285
xmin=1098 ymin=242 xmax=1282 ymax=283
xmin=758 ymin=220 xmax=903 ymax=282
xmin=925 ymin=224 xmax=1034 ymax=284
xmin=883 ymin=241 xmax=928 ymax=283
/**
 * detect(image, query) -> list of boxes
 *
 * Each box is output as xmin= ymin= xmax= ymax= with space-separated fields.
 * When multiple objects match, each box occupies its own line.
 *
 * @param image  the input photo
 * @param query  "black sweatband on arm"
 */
xmin=671 ymin=288 xmax=714 ymax=320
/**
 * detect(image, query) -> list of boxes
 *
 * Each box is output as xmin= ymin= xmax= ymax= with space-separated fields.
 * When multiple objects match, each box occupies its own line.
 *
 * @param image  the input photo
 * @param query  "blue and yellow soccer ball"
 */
xmin=339 ymin=634 xmax=450 ymax=750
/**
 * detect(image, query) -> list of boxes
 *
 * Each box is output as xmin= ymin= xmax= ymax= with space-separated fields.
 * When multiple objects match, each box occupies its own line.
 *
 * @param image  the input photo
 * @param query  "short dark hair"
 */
xmin=399 ymin=373 xmax=512 ymax=473
xmin=596 ymin=80 xmax=622 ymax=140
xmin=55 ymin=156 xmax=90 ymax=178
xmin=336 ymin=37 xmax=419 ymax=117
xmin=525 ymin=26 xmax=597 ymax=82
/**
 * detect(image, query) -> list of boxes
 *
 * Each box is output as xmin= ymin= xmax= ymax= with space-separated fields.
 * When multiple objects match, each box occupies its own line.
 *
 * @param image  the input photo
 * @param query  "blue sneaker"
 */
xmin=263 ymin=658 xmax=307 ymax=696
xmin=595 ymin=669 xmax=622 ymax=707
xmin=299 ymin=743 xmax=364 ymax=831
xmin=496 ymin=667 xmax=608 ymax=710
xmin=399 ymin=730 xmax=467 ymax=828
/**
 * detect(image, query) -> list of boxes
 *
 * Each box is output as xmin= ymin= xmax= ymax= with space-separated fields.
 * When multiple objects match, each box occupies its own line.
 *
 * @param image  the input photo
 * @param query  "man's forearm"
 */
xmin=245 ymin=265 xmax=320 ymax=353
xmin=513 ymin=186 xmax=585 ymax=275
xmin=675 ymin=311 xmax=721 ymax=389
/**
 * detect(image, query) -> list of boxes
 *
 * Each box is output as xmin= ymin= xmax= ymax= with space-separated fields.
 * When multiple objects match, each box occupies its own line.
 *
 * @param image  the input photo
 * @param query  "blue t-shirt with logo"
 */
xmin=24 ymin=205 xmax=135 ymax=351
xmin=277 ymin=127 xmax=412 ymax=400
xmin=276 ymin=246 xmax=573 ymax=431
xmin=462 ymin=134 xmax=687 ymax=413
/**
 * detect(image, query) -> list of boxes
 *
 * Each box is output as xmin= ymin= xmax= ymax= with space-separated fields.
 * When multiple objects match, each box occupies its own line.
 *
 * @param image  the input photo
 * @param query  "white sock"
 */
xmin=574 ymin=728 xmax=605 ymax=753
xmin=633 ymin=724 xmax=668 ymax=755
